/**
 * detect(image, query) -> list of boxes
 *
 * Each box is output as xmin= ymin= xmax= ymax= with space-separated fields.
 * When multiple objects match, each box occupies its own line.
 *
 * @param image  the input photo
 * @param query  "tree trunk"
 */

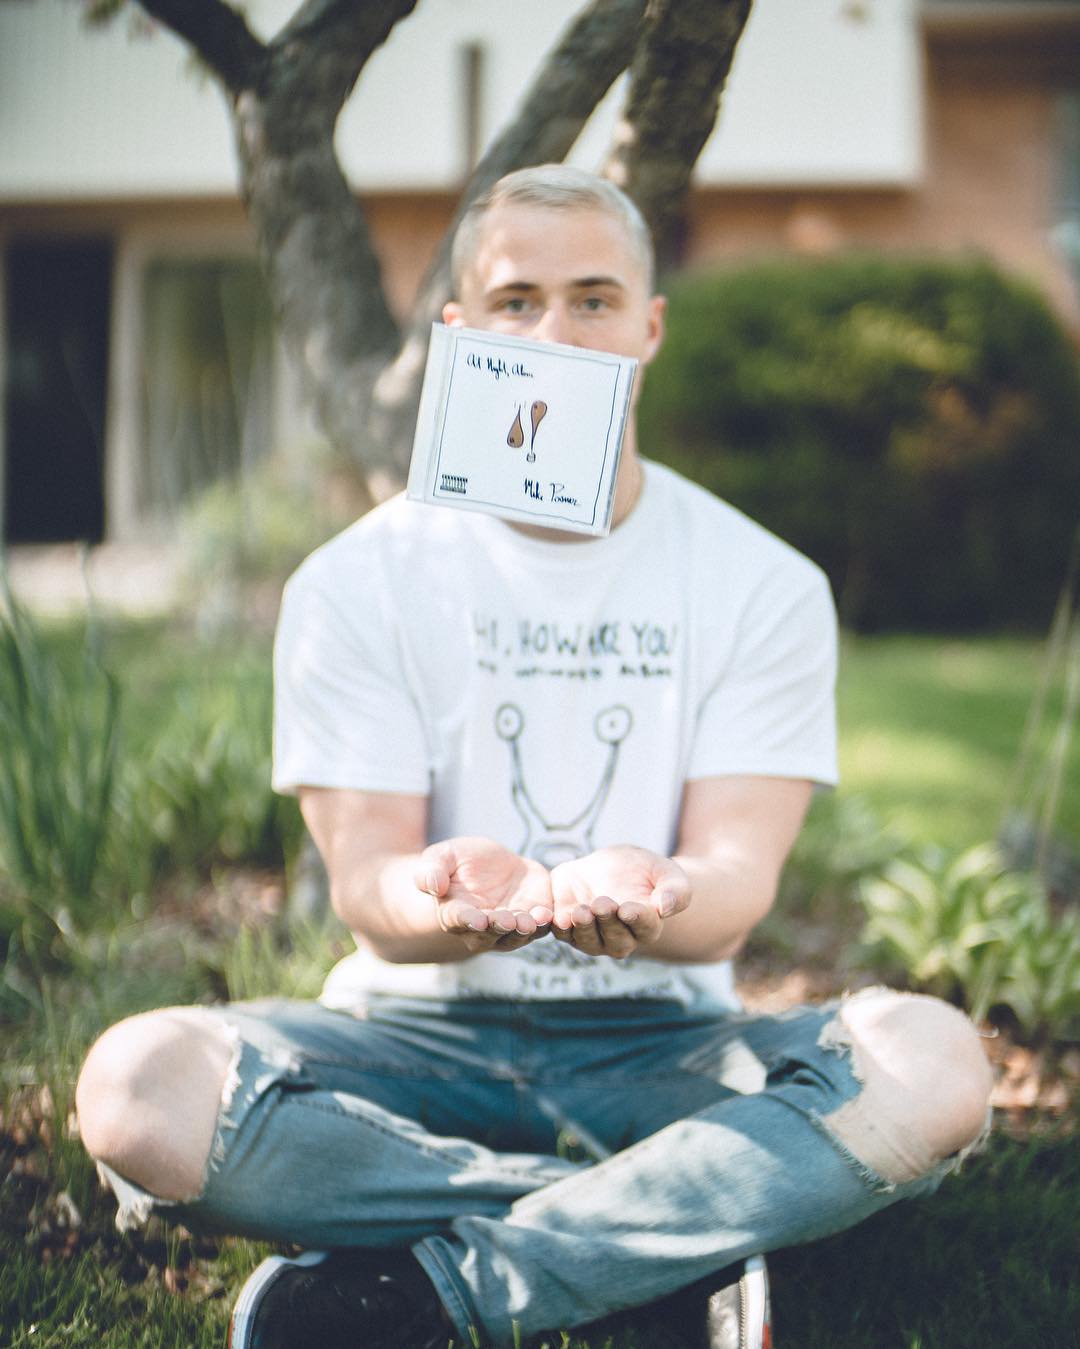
xmin=133 ymin=0 xmax=753 ymax=477
xmin=138 ymin=0 xmax=421 ymax=474
xmin=368 ymin=0 xmax=648 ymax=473
xmin=603 ymin=0 xmax=753 ymax=269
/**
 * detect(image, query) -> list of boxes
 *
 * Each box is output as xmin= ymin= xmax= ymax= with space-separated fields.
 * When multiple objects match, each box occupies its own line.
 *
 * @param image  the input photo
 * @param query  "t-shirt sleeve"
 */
xmin=271 ymin=563 xmax=431 ymax=797
xmin=687 ymin=561 xmax=838 ymax=786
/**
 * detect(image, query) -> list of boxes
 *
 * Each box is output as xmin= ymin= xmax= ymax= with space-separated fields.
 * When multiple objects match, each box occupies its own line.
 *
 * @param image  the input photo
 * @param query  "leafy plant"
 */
xmin=858 ymin=843 xmax=1080 ymax=1037
xmin=0 ymin=579 xmax=121 ymax=956
xmin=115 ymin=675 xmax=302 ymax=886
xmin=639 ymin=256 xmax=1080 ymax=631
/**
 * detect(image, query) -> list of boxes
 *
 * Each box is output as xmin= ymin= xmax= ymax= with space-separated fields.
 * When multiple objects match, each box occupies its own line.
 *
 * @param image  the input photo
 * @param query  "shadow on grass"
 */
xmin=767 ymin=1131 xmax=1079 ymax=1349
xmin=2 ymin=1127 xmax=1076 ymax=1347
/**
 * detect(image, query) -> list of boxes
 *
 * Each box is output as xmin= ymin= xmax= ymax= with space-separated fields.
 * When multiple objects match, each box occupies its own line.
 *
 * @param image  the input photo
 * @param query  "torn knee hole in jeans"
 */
xmin=208 ymin=1022 xmax=247 ymax=1173
xmin=97 ymin=1018 xmax=252 ymax=1231
xmin=814 ymin=994 xmax=991 ymax=1189
xmin=209 ymin=1021 xmax=309 ymax=1173
xmin=815 ymin=1005 xmax=934 ymax=1188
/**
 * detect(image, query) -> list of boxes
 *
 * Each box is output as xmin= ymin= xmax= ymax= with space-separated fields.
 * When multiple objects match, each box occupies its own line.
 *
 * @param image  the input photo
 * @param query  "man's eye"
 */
xmin=579 ymin=296 xmax=609 ymax=312
xmin=498 ymin=298 xmax=530 ymax=314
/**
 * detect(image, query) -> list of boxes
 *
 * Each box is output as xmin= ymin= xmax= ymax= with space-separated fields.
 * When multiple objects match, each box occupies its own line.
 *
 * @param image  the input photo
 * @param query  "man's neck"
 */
xmin=610 ymin=435 xmax=643 ymax=530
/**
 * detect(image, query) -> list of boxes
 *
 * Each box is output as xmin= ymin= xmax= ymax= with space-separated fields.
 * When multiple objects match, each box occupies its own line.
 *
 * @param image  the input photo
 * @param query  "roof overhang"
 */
xmin=922 ymin=0 xmax=1080 ymax=80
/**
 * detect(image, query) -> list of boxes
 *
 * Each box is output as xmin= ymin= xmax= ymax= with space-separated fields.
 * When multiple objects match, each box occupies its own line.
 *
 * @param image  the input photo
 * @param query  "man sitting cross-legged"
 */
xmin=75 ymin=165 xmax=993 ymax=1349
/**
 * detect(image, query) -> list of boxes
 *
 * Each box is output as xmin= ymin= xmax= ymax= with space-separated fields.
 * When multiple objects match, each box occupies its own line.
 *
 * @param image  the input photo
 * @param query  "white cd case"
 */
xmin=406 ymin=324 xmax=637 ymax=536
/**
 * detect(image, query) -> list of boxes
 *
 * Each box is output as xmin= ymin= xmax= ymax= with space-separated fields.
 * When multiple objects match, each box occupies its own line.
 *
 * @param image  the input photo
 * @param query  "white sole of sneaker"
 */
xmin=740 ymin=1255 xmax=771 ymax=1349
xmin=228 ymin=1249 xmax=329 ymax=1348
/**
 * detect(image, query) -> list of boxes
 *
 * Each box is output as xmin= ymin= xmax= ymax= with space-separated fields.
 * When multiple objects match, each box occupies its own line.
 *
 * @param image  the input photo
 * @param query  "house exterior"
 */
xmin=1 ymin=0 xmax=1078 ymax=548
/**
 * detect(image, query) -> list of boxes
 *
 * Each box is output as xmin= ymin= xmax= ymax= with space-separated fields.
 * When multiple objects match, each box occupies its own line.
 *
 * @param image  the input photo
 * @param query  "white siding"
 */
xmin=0 ymin=0 xmax=922 ymax=200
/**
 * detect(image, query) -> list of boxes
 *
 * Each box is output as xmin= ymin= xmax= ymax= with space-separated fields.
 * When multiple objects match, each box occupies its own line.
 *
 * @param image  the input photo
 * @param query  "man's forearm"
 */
xmin=644 ymin=775 xmax=811 ymax=964
xmin=645 ymin=853 xmax=776 ymax=964
xmin=301 ymin=788 xmax=474 ymax=964
xmin=330 ymin=852 xmax=474 ymax=964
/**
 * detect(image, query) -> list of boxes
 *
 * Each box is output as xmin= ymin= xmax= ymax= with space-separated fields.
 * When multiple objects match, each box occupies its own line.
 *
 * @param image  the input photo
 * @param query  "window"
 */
xmin=138 ymin=257 xmax=274 ymax=518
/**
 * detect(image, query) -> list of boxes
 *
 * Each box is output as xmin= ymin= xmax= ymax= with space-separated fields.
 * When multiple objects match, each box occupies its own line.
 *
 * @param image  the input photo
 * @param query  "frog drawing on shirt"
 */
xmin=494 ymin=702 xmax=632 ymax=868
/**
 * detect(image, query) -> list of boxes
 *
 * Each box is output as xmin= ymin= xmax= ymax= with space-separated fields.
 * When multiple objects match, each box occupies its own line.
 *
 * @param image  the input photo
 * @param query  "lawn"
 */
xmin=838 ymin=634 xmax=1079 ymax=850
xmin=1 ymin=618 xmax=1077 ymax=1347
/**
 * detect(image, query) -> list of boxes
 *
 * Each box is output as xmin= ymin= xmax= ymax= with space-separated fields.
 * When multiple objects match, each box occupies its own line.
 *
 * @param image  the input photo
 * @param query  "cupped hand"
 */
xmin=549 ymin=845 xmax=690 ymax=959
xmin=416 ymin=836 xmax=553 ymax=953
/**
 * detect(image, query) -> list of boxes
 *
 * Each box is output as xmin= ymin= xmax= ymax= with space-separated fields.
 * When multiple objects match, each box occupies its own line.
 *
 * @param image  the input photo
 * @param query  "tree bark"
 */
xmin=368 ymin=0 xmax=648 ymax=472
xmin=603 ymin=0 xmax=753 ymax=268
xmin=137 ymin=0 xmax=420 ymax=472
xmin=132 ymin=0 xmax=753 ymax=477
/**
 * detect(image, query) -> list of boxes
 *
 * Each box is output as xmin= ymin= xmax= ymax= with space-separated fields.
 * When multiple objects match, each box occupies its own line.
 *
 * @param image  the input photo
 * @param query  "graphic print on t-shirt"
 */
xmin=495 ymin=702 xmax=632 ymax=867
xmin=494 ymin=699 xmax=636 ymax=975
xmin=466 ymin=604 xmax=682 ymax=980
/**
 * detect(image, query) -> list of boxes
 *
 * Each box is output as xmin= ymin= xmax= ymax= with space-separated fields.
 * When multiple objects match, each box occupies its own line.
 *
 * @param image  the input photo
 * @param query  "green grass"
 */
xmin=31 ymin=617 xmax=272 ymax=763
xmin=837 ymin=634 xmax=1078 ymax=849
xmin=766 ymin=1132 xmax=1080 ymax=1349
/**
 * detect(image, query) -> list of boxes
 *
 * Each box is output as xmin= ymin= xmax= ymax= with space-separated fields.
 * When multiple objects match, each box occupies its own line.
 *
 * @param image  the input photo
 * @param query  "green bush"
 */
xmin=639 ymin=255 xmax=1080 ymax=631
xmin=178 ymin=448 xmax=367 ymax=632
xmin=115 ymin=674 xmax=303 ymax=887
xmin=0 ymin=600 xmax=303 ymax=994
xmin=858 ymin=842 xmax=1080 ymax=1038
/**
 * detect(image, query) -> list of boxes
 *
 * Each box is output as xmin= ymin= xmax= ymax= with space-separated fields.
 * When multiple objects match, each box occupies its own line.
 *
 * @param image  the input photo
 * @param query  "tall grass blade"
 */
xmin=0 ymin=572 xmax=121 ymax=945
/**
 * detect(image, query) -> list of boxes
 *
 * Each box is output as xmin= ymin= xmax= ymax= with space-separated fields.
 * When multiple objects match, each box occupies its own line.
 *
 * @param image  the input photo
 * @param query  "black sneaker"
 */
xmin=227 ymin=1248 xmax=456 ymax=1349
xmin=703 ymin=1255 xmax=772 ymax=1349
xmin=639 ymin=1254 xmax=771 ymax=1349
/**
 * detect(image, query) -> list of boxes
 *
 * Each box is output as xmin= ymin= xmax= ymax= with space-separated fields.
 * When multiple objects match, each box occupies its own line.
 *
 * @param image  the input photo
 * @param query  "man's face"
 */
xmin=443 ymin=202 xmax=666 ymax=367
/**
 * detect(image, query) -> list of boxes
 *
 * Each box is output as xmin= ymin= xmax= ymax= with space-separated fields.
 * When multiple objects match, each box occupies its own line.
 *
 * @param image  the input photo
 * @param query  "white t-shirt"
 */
xmin=273 ymin=460 xmax=838 ymax=1011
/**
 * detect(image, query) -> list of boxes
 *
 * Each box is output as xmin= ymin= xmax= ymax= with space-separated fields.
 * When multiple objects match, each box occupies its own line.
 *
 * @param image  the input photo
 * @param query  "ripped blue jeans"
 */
xmin=101 ymin=994 xmax=950 ymax=1346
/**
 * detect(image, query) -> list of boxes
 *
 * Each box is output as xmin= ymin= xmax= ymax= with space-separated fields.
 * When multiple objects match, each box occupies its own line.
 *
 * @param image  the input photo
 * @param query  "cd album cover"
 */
xmin=406 ymin=324 xmax=637 ymax=536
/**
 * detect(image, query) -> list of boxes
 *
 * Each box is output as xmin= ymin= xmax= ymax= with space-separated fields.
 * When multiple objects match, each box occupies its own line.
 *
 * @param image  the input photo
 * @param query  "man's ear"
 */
xmin=443 ymin=301 xmax=466 ymax=327
xmin=641 ymin=294 xmax=667 ymax=367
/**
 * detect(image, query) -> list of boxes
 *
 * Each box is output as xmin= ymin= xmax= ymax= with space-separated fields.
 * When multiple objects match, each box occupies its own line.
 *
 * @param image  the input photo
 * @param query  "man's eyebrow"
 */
xmin=484 ymin=277 xmax=627 ymax=297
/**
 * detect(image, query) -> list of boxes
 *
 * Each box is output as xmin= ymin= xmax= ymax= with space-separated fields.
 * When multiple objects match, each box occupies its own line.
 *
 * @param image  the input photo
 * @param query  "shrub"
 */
xmin=639 ymin=255 xmax=1080 ymax=631
xmin=115 ymin=673 xmax=302 ymax=887
xmin=858 ymin=843 xmax=1080 ymax=1039
xmin=178 ymin=448 xmax=368 ymax=633
xmin=0 ymin=596 xmax=304 ymax=990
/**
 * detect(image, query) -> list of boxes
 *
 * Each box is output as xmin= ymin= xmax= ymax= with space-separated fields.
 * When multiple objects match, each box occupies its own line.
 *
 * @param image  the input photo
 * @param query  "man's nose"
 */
xmin=531 ymin=305 xmax=573 ymax=346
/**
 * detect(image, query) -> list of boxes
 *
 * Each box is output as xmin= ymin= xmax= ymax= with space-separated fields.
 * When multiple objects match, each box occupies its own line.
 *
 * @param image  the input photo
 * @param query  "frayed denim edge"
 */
xmin=96 ymin=1017 xmax=244 ymax=1233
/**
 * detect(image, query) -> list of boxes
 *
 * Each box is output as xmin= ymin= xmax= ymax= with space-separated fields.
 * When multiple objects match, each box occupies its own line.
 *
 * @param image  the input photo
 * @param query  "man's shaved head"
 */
xmin=451 ymin=164 xmax=656 ymax=297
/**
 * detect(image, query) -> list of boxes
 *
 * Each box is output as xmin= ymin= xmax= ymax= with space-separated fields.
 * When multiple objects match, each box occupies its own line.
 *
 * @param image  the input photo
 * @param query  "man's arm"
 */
xmin=549 ymin=775 xmax=813 ymax=962
xmin=299 ymin=786 xmax=553 ymax=963
xmin=668 ymin=773 xmax=813 ymax=959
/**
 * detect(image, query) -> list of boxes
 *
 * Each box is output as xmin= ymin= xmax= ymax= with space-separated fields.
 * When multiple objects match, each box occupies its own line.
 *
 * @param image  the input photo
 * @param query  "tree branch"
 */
xmin=267 ymin=0 xmax=423 ymax=126
xmin=603 ymin=0 xmax=752 ymax=266
xmin=137 ymin=0 xmax=423 ymax=468
xmin=135 ymin=0 xmax=266 ymax=94
xmin=366 ymin=0 xmax=648 ymax=470
xmin=409 ymin=0 xmax=645 ymax=335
